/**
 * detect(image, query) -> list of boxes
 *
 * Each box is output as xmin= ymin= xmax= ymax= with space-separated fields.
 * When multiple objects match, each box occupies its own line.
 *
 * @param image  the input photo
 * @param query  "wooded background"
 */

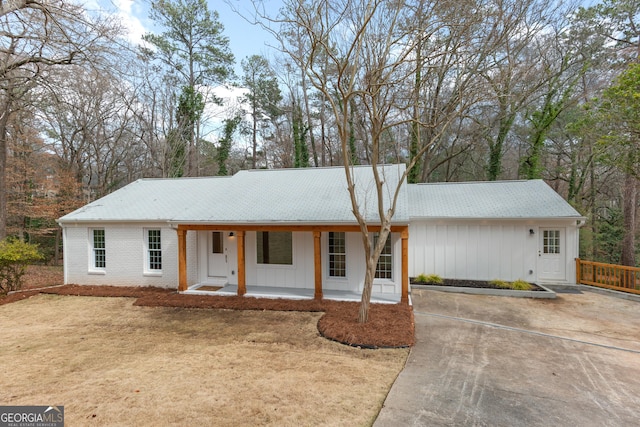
xmin=1 ymin=0 xmax=638 ymax=266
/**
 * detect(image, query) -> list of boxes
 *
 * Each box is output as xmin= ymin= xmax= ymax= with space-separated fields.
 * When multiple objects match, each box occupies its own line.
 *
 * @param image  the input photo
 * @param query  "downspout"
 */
xmin=61 ymin=226 xmax=68 ymax=285
xmin=575 ymin=219 xmax=587 ymax=285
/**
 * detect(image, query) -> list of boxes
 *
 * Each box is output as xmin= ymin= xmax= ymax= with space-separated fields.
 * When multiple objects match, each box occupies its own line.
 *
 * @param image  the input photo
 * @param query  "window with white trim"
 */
xmin=328 ymin=232 xmax=346 ymax=277
xmin=91 ymin=229 xmax=106 ymax=270
xmin=374 ymin=233 xmax=392 ymax=279
xmin=146 ymin=229 xmax=162 ymax=271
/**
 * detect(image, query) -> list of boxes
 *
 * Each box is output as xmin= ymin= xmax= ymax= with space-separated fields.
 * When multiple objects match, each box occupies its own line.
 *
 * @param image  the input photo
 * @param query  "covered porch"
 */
xmin=175 ymin=224 xmax=410 ymax=304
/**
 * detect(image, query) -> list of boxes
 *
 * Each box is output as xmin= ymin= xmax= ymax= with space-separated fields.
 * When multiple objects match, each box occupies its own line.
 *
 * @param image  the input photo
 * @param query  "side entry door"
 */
xmin=539 ymin=228 xmax=565 ymax=281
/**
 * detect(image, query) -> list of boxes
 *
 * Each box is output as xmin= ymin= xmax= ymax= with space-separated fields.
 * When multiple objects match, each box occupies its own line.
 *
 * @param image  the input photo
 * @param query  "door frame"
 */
xmin=537 ymin=227 xmax=566 ymax=282
xmin=208 ymin=231 xmax=228 ymax=278
xmin=197 ymin=230 xmax=238 ymax=285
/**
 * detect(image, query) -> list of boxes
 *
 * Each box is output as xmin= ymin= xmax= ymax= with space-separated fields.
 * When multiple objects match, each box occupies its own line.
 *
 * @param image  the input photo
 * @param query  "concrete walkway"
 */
xmin=375 ymin=288 xmax=640 ymax=426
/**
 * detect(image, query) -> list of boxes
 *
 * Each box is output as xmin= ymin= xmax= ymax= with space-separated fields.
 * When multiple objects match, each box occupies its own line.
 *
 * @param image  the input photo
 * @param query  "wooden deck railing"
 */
xmin=576 ymin=258 xmax=640 ymax=295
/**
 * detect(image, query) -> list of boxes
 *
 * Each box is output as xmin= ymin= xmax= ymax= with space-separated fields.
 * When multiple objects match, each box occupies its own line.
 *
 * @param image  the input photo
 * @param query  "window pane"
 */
xmin=148 ymin=229 xmax=162 ymax=270
xmin=329 ymin=232 xmax=346 ymax=277
xmin=93 ymin=229 xmax=105 ymax=268
xmin=93 ymin=229 xmax=104 ymax=248
xmin=257 ymin=231 xmax=292 ymax=265
xmin=543 ymin=230 xmax=560 ymax=254
xmin=212 ymin=232 xmax=223 ymax=254
xmin=374 ymin=233 xmax=392 ymax=279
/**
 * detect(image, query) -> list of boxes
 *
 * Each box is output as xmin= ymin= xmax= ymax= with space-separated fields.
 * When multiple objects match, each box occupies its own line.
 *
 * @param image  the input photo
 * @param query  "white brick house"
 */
xmin=58 ymin=165 xmax=584 ymax=302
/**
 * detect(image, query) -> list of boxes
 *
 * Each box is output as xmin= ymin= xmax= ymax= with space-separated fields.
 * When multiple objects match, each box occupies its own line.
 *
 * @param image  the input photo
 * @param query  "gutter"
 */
xmin=166 ymin=220 xmax=410 ymax=227
xmin=57 ymin=219 xmax=174 ymax=226
xmin=57 ymin=219 xmax=411 ymax=228
xmin=409 ymin=216 xmax=587 ymax=222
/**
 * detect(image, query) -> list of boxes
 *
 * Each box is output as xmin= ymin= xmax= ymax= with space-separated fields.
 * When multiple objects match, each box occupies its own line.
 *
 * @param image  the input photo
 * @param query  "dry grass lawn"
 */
xmin=0 ymin=294 xmax=408 ymax=426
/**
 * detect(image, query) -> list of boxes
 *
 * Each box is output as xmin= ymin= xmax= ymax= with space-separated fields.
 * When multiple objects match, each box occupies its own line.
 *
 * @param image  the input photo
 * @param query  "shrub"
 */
xmin=511 ymin=279 xmax=533 ymax=291
xmin=0 ymin=239 xmax=44 ymax=295
xmin=489 ymin=279 xmax=510 ymax=289
xmin=490 ymin=279 xmax=533 ymax=290
xmin=415 ymin=274 xmax=443 ymax=285
xmin=425 ymin=274 xmax=444 ymax=285
xmin=415 ymin=274 xmax=428 ymax=283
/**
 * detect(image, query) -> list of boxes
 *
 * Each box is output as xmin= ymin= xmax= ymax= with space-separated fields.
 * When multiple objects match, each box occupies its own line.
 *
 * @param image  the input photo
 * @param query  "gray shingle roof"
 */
xmin=408 ymin=180 xmax=583 ymax=219
xmin=58 ymin=165 xmax=409 ymax=225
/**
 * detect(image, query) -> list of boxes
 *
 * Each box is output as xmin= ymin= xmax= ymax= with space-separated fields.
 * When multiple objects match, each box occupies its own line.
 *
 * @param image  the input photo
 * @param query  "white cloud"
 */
xmin=85 ymin=0 xmax=147 ymax=45
xmin=201 ymin=85 xmax=250 ymax=136
xmin=112 ymin=0 xmax=147 ymax=44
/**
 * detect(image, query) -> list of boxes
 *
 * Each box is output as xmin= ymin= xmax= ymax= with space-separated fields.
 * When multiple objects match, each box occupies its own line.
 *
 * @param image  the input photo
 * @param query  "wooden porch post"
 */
xmin=237 ymin=230 xmax=246 ymax=296
xmin=313 ymin=231 xmax=323 ymax=300
xmin=178 ymin=228 xmax=187 ymax=291
xmin=401 ymin=227 xmax=409 ymax=304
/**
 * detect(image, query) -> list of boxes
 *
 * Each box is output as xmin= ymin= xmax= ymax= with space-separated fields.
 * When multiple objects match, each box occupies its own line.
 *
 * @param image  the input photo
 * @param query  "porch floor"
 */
xmin=183 ymin=284 xmax=402 ymax=304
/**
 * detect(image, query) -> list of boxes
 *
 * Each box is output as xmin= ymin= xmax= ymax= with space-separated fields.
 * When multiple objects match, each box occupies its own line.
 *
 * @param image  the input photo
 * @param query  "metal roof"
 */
xmin=58 ymin=165 xmax=410 ymax=225
xmin=57 ymin=177 xmax=233 ymax=223
xmin=408 ymin=180 xmax=583 ymax=219
xmin=59 ymin=170 xmax=582 ymax=225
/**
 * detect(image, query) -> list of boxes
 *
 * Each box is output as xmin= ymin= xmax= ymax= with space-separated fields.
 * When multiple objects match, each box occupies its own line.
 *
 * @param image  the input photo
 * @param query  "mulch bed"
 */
xmin=3 ymin=283 xmax=415 ymax=349
xmin=411 ymin=278 xmax=546 ymax=291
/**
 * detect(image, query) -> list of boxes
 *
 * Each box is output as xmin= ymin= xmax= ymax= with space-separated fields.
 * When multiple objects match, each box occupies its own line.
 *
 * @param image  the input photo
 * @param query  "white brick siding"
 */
xmin=62 ymin=223 xmax=196 ymax=289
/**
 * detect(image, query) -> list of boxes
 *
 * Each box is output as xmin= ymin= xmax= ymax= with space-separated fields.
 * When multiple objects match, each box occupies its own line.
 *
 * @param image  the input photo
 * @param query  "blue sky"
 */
xmin=93 ymin=0 xmax=282 ymax=73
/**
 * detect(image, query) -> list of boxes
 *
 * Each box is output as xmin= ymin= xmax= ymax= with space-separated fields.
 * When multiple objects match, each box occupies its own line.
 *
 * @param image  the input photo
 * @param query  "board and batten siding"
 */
xmin=237 ymin=231 xmax=401 ymax=295
xmin=243 ymin=231 xmax=315 ymax=289
xmin=62 ymin=223 xmax=198 ymax=288
xmin=409 ymin=219 xmax=579 ymax=284
xmin=321 ymin=231 xmax=401 ymax=295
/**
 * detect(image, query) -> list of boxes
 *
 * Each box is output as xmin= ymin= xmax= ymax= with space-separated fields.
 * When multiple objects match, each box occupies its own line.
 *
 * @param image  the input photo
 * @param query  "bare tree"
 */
xmin=128 ymin=52 xmax=181 ymax=178
xmin=40 ymin=64 xmax=143 ymax=199
xmin=406 ymin=0 xmax=499 ymax=183
xmin=266 ymin=0 xmax=463 ymax=321
xmin=0 ymin=0 xmax=120 ymax=238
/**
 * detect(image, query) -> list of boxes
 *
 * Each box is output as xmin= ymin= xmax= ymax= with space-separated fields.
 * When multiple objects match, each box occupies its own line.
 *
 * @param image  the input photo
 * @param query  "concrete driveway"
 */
xmin=375 ymin=288 xmax=640 ymax=426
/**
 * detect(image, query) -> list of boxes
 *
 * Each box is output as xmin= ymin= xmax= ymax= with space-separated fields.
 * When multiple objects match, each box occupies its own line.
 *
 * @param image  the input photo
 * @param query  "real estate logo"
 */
xmin=0 ymin=406 xmax=64 ymax=427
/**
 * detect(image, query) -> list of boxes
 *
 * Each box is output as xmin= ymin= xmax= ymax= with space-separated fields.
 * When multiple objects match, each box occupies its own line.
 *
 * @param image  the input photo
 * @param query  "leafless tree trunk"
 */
xmin=0 ymin=95 xmax=12 ymax=239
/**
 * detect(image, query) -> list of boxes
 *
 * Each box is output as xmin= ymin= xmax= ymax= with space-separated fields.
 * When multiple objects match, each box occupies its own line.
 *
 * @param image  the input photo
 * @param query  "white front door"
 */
xmin=539 ymin=228 xmax=565 ymax=281
xmin=208 ymin=231 xmax=228 ymax=278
